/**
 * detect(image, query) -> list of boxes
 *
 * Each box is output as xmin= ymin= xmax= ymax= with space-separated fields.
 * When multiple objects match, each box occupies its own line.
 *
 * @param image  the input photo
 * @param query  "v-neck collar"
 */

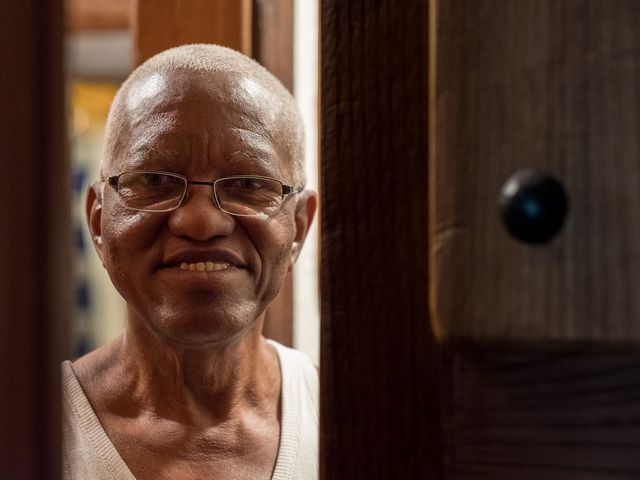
xmin=62 ymin=340 xmax=299 ymax=480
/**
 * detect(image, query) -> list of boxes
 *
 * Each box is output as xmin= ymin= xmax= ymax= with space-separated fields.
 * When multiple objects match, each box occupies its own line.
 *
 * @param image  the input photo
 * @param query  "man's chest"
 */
xmin=106 ymin=415 xmax=281 ymax=480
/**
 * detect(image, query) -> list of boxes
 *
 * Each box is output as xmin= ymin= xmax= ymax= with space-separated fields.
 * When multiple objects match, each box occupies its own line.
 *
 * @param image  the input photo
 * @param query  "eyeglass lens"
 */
xmin=215 ymin=177 xmax=284 ymax=216
xmin=117 ymin=172 xmax=185 ymax=211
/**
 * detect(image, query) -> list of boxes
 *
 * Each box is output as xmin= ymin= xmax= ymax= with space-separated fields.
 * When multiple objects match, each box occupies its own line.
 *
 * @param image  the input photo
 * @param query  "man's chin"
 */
xmin=143 ymin=311 xmax=260 ymax=349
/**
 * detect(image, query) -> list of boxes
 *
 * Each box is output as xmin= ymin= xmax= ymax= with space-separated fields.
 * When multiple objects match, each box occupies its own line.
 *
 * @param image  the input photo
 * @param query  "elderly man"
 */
xmin=61 ymin=44 xmax=318 ymax=480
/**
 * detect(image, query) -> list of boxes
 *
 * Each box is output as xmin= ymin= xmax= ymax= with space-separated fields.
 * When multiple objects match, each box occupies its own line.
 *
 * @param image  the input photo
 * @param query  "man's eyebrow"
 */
xmin=128 ymin=143 xmax=181 ymax=166
xmin=228 ymin=150 xmax=277 ymax=170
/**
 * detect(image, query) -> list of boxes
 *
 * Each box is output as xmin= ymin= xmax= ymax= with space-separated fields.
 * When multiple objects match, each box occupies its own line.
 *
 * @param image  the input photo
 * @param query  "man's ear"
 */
xmin=86 ymin=181 xmax=105 ymax=265
xmin=289 ymin=189 xmax=318 ymax=272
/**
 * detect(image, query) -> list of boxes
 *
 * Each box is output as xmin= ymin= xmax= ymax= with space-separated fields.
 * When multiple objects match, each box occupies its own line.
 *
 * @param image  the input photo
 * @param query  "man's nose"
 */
xmin=167 ymin=184 xmax=235 ymax=240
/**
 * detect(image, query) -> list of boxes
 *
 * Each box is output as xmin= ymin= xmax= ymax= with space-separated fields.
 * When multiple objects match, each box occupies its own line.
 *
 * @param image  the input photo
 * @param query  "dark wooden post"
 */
xmin=0 ymin=0 xmax=69 ymax=478
xmin=320 ymin=1 xmax=442 ymax=478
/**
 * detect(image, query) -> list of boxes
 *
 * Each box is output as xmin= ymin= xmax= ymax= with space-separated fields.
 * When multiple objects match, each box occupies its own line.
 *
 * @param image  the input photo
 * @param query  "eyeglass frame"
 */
xmin=104 ymin=170 xmax=303 ymax=217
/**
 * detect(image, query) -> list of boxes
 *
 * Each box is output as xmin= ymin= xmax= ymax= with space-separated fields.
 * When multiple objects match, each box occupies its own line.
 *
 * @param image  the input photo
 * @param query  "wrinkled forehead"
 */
xmin=104 ymin=68 xmax=298 ymax=176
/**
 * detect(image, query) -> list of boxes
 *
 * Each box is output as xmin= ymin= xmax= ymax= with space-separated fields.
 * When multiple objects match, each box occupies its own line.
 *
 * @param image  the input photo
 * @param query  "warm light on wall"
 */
xmin=70 ymin=81 xmax=126 ymax=356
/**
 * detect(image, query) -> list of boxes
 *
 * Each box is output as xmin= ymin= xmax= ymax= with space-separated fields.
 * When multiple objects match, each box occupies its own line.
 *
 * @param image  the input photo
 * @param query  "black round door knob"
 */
xmin=499 ymin=169 xmax=569 ymax=244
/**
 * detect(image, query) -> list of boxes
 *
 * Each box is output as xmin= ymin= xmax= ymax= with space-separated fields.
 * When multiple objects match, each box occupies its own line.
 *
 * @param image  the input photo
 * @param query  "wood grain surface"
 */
xmin=442 ymin=348 xmax=640 ymax=479
xmin=254 ymin=0 xmax=295 ymax=346
xmin=320 ymin=0 xmax=442 ymax=478
xmin=252 ymin=0 xmax=294 ymax=93
xmin=65 ymin=0 xmax=131 ymax=31
xmin=133 ymin=0 xmax=252 ymax=65
xmin=430 ymin=0 xmax=640 ymax=343
xmin=0 ymin=0 xmax=69 ymax=477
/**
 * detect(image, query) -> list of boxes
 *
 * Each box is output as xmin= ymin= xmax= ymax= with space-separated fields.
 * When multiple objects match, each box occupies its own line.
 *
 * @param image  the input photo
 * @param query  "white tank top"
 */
xmin=61 ymin=340 xmax=319 ymax=479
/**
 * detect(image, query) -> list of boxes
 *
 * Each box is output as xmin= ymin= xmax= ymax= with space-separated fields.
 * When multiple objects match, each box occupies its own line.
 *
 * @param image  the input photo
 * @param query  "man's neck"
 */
xmin=73 ymin=315 xmax=281 ymax=428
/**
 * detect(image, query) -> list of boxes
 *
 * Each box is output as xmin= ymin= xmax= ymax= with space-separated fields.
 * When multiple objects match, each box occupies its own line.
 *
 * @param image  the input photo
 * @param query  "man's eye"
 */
xmin=232 ymin=178 xmax=265 ymax=190
xmin=138 ymin=173 xmax=174 ymax=186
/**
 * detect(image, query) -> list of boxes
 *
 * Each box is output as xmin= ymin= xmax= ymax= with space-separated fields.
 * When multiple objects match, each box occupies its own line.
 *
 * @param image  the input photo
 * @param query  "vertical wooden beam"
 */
xmin=0 ymin=0 xmax=69 ymax=478
xmin=262 ymin=277 xmax=294 ymax=347
xmin=65 ymin=0 xmax=131 ymax=31
xmin=320 ymin=1 xmax=441 ymax=478
xmin=253 ymin=0 xmax=295 ymax=346
xmin=252 ymin=0 xmax=294 ymax=92
xmin=133 ymin=0 xmax=252 ymax=65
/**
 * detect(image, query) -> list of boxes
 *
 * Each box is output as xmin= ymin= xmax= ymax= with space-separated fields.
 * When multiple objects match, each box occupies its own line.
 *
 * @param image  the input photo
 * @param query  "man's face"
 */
xmin=89 ymin=69 xmax=311 ymax=347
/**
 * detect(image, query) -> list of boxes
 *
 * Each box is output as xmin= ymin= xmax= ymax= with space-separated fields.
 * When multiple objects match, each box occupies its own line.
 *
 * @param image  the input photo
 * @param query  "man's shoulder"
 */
xmin=267 ymin=340 xmax=318 ymax=374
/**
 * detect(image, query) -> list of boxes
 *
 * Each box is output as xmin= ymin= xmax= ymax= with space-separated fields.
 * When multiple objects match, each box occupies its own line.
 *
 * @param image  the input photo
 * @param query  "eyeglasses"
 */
xmin=106 ymin=171 xmax=302 ymax=217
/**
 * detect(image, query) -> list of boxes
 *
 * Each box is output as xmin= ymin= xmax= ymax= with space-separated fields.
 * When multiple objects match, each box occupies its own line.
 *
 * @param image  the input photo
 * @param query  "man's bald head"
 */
xmin=102 ymin=44 xmax=305 ymax=185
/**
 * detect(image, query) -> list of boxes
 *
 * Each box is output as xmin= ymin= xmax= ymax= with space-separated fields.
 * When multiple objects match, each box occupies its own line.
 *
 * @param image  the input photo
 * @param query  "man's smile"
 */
xmin=178 ymin=261 xmax=230 ymax=272
xmin=163 ymin=247 xmax=248 ymax=271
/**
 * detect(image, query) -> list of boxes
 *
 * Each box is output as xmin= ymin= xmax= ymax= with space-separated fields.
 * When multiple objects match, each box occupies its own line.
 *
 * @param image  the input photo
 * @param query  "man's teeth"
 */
xmin=179 ymin=262 xmax=230 ymax=272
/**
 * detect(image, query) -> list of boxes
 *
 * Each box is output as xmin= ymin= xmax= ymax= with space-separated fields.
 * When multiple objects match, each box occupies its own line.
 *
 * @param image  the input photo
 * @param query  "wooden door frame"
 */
xmin=0 ymin=0 xmax=69 ymax=478
xmin=320 ymin=1 xmax=442 ymax=478
xmin=253 ymin=0 xmax=295 ymax=346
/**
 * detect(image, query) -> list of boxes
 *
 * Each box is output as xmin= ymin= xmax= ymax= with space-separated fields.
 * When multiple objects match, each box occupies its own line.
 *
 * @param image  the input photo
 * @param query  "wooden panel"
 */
xmin=263 ymin=275 xmax=293 ymax=346
xmin=253 ymin=0 xmax=295 ymax=346
xmin=320 ymin=0 xmax=442 ymax=478
xmin=0 ymin=0 xmax=69 ymax=477
xmin=430 ymin=0 xmax=640 ymax=343
xmin=442 ymin=348 xmax=640 ymax=479
xmin=66 ymin=0 xmax=131 ymax=31
xmin=252 ymin=0 xmax=294 ymax=92
xmin=133 ymin=0 xmax=252 ymax=65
